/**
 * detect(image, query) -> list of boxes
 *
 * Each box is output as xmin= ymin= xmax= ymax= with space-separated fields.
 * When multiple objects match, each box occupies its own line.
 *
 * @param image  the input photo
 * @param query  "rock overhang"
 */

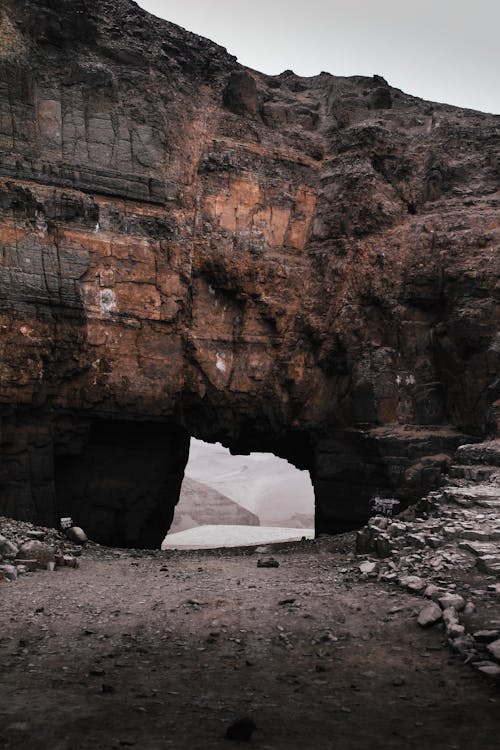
xmin=0 ymin=0 xmax=499 ymax=546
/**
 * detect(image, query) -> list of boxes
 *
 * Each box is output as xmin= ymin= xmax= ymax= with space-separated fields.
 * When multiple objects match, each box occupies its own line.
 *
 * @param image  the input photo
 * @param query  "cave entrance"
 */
xmin=54 ymin=419 xmax=189 ymax=549
xmin=162 ymin=438 xmax=315 ymax=550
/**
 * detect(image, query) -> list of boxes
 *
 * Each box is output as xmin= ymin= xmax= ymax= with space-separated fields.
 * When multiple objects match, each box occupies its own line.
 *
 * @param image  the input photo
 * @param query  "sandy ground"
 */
xmin=163 ymin=525 xmax=315 ymax=549
xmin=1 ymin=538 xmax=499 ymax=750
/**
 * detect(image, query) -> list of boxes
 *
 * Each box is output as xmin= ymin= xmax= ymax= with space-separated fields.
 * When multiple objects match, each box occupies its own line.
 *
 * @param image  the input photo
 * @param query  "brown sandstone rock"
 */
xmin=0 ymin=0 xmax=498 ymax=546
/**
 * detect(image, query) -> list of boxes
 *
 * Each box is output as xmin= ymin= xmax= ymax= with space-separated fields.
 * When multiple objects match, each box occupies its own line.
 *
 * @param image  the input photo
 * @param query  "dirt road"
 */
xmin=1 ymin=540 xmax=498 ymax=750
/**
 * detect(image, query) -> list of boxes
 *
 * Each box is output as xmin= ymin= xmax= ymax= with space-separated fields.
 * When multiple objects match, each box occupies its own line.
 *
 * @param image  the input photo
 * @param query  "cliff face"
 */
xmin=0 ymin=0 xmax=499 ymax=546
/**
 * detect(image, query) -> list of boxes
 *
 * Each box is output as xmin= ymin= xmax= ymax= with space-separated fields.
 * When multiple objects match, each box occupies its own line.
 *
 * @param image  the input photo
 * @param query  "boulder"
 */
xmin=16 ymin=541 xmax=55 ymax=570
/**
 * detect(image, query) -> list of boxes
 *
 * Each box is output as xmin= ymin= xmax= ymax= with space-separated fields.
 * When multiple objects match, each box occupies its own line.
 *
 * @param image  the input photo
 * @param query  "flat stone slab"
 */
xmin=450 ymin=464 xmax=500 ymax=481
xmin=458 ymin=541 xmax=499 ymax=557
xmin=455 ymin=441 xmax=500 ymax=467
xmin=476 ymin=662 xmax=500 ymax=677
xmin=444 ymin=485 xmax=500 ymax=507
xmin=486 ymin=639 xmax=500 ymax=661
xmin=477 ymin=557 xmax=500 ymax=576
xmin=473 ymin=630 xmax=500 ymax=643
xmin=459 ymin=529 xmax=500 ymax=542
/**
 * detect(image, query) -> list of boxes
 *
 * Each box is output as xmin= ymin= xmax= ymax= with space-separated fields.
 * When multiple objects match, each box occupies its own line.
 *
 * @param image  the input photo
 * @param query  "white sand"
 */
xmin=162 ymin=524 xmax=315 ymax=550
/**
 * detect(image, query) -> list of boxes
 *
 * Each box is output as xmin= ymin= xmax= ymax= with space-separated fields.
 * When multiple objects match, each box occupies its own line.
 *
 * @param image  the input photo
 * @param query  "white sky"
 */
xmin=136 ymin=0 xmax=499 ymax=114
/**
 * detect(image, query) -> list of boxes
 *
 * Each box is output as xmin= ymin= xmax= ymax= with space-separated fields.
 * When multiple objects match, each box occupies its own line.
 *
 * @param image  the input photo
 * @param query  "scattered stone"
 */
xmin=257 ymin=558 xmax=279 ymax=569
xmin=25 ymin=530 xmax=46 ymax=541
xmin=371 ymin=517 xmax=389 ymax=530
xmin=438 ymin=593 xmax=465 ymax=612
xmin=387 ymin=522 xmax=407 ymax=537
xmin=473 ymin=630 xmax=500 ymax=643
xmin=225 ymin=717 xmax=256 ymax=741
xmin=447 ymin=622 xmax=465 ymax=639
xmin=475 ymin=662 xmax=500 ymax=677
xmin=64 ymin=527 xmax=88 ymax=545
xmin=423 ymin=584 xmax=442 ymax=601
xmin=0 ymin=518 xmax=87 ymax=583
xmin=463 ymin=601 xmax=476 ymax=616
xmin=15 ymin=559 xmax=39 ymax=572
xmin=375 ymin=534 xmax=392 ymax=558
xmin=417 ymin=602 xmax=442 ymax=627
xmin=278 ymin=598 xmax=296 ymax=606
xmin=449 ymin=634 xmax=476 ymax=657
xmin=359 ymin=561 xmax=377 ymax=575
xmin=16 ymin=541 xmax=55 ymax=570
xmin=0 ymin=534 xmax=19 ymax=558
xmin=486 ymin=639 xmax=500 ymax=661
xmin=407 ymin=534 xmax=426 ymax=549
xmin=477 ymin=556 xmax=500 ymax=576
xmin=0 ymin=564 xmax=18 ymax=581
xmin=355 ymin=528 xmax=372 ymax=554
xmin=352 ymin=438 xmax=500 ymax=675
xmin=400 ymin=575 xmax=426 ymax=593
xmin=425 ymin=536 xmax=442 ymax=549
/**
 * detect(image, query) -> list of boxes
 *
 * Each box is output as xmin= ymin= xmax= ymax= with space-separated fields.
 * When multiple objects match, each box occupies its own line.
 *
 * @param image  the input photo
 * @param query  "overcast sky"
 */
xmin=136 ymin=0 xmax=499 ymax=114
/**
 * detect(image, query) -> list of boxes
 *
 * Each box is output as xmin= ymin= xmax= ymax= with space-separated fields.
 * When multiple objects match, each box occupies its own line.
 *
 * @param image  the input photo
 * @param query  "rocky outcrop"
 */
xmin=0 ymin=0 xmax=499 ymax=546
xmin=170 ymin=477 xmax=260 ymax=534
xmin=354 ymin=439 xmax=500 ymax=677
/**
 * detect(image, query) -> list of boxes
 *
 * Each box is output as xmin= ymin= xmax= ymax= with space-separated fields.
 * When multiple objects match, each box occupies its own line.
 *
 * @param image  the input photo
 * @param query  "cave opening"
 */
xmin=53 ymin=419 xmax=315 ymax=551
xmin=54 ymin=419 xmax=189 ymax=549
xmin=163 ymin=438 xmax=315 ymax=550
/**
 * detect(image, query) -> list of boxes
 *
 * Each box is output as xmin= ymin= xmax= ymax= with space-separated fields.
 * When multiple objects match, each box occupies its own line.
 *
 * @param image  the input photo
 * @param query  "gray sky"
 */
xmin=136 ymin=0 xmax=499 ymax=114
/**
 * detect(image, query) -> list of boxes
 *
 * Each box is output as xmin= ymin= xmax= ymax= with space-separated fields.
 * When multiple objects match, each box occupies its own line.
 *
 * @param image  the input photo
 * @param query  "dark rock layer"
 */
xmin=0 ymin=0 xmax=499 ymax=546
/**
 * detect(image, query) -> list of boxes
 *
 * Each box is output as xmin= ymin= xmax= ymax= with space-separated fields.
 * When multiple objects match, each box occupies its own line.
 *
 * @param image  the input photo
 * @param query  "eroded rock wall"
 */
xmin=0 ymin=0 xmax=499 ymax=544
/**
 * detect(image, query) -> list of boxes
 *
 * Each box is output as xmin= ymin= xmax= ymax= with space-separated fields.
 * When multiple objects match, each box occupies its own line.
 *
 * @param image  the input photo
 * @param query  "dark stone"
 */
xmin=223 ymin=71 xmax=259 ymax=116
xmin=225 ymin=718 xmax=256 ymax=741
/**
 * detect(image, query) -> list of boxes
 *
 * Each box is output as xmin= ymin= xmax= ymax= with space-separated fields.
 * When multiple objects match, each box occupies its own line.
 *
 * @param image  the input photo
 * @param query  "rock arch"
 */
xmin=0 ymin=0 xmax=498 ymax=546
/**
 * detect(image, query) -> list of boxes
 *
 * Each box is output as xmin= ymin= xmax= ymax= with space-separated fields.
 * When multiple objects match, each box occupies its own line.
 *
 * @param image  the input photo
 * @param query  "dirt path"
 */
xmin=1 ymin=542 xmax=499 ymax=750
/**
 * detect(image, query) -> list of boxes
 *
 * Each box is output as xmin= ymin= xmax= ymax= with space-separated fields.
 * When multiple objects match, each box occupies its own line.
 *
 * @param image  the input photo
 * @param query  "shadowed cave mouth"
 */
xmin=54 ymin=420 xmax=314 ymax=550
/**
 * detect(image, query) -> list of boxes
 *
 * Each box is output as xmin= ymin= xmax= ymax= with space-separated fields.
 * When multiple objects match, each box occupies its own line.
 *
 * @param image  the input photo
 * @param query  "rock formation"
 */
xmin=170 ymin=477 xmax=260 ymax=535
xmin=0 ymin=0 xmax=498 ymax=546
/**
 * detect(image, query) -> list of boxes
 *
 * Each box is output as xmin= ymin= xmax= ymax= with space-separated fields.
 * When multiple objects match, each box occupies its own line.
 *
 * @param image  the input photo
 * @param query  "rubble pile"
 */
xmin=0 ymin=517 xmax=84 ymax=582
xmin=355 ymin=440 xmax=500 ymax=679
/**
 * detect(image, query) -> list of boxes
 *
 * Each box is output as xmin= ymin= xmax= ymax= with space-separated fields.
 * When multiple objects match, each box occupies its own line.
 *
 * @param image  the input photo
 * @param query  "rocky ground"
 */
xmin=1 ymin=442 xmax=500 ymax=749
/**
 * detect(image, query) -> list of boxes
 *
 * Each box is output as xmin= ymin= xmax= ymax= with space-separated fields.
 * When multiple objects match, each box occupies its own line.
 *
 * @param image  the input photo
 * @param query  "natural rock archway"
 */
xmin=0 ymin=0 xmax=499 ymax=546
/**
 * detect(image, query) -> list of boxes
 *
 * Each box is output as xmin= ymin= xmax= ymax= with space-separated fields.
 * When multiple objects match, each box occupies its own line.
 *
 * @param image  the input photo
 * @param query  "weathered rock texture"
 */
xmin=0 ymin=0 xmax=499 ymax=546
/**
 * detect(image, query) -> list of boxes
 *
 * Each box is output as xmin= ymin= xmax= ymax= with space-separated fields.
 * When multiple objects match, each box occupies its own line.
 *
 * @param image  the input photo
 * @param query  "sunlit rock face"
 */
xmin=0 ymin=0 xmax=499 ymax=546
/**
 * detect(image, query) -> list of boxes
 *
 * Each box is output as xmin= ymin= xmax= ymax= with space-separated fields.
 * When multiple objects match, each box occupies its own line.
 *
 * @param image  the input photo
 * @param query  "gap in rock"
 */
xmin=163 ymin=438 xmax=315 ymax=550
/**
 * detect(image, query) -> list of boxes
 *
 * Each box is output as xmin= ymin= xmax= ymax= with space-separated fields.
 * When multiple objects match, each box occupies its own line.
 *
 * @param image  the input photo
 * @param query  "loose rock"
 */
xmin=417 ymin=602 xmax=442 ymax=628
xmin=257 ymin=558 xmax=279 ymax=569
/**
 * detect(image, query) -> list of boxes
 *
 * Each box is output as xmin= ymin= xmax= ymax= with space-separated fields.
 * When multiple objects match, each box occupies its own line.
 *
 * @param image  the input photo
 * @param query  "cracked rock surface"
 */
xmin=0 ymin=0 xmax=499 ymax=543
xmin=355 ymin=440 xmax=500 ymax=678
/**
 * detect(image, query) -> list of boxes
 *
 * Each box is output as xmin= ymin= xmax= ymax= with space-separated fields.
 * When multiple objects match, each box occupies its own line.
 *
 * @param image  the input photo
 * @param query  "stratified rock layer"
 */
xmin=170 ymin=477 xmax=260 ymax=534
xmin=0 ymin=0 xmax=499 ymax=546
